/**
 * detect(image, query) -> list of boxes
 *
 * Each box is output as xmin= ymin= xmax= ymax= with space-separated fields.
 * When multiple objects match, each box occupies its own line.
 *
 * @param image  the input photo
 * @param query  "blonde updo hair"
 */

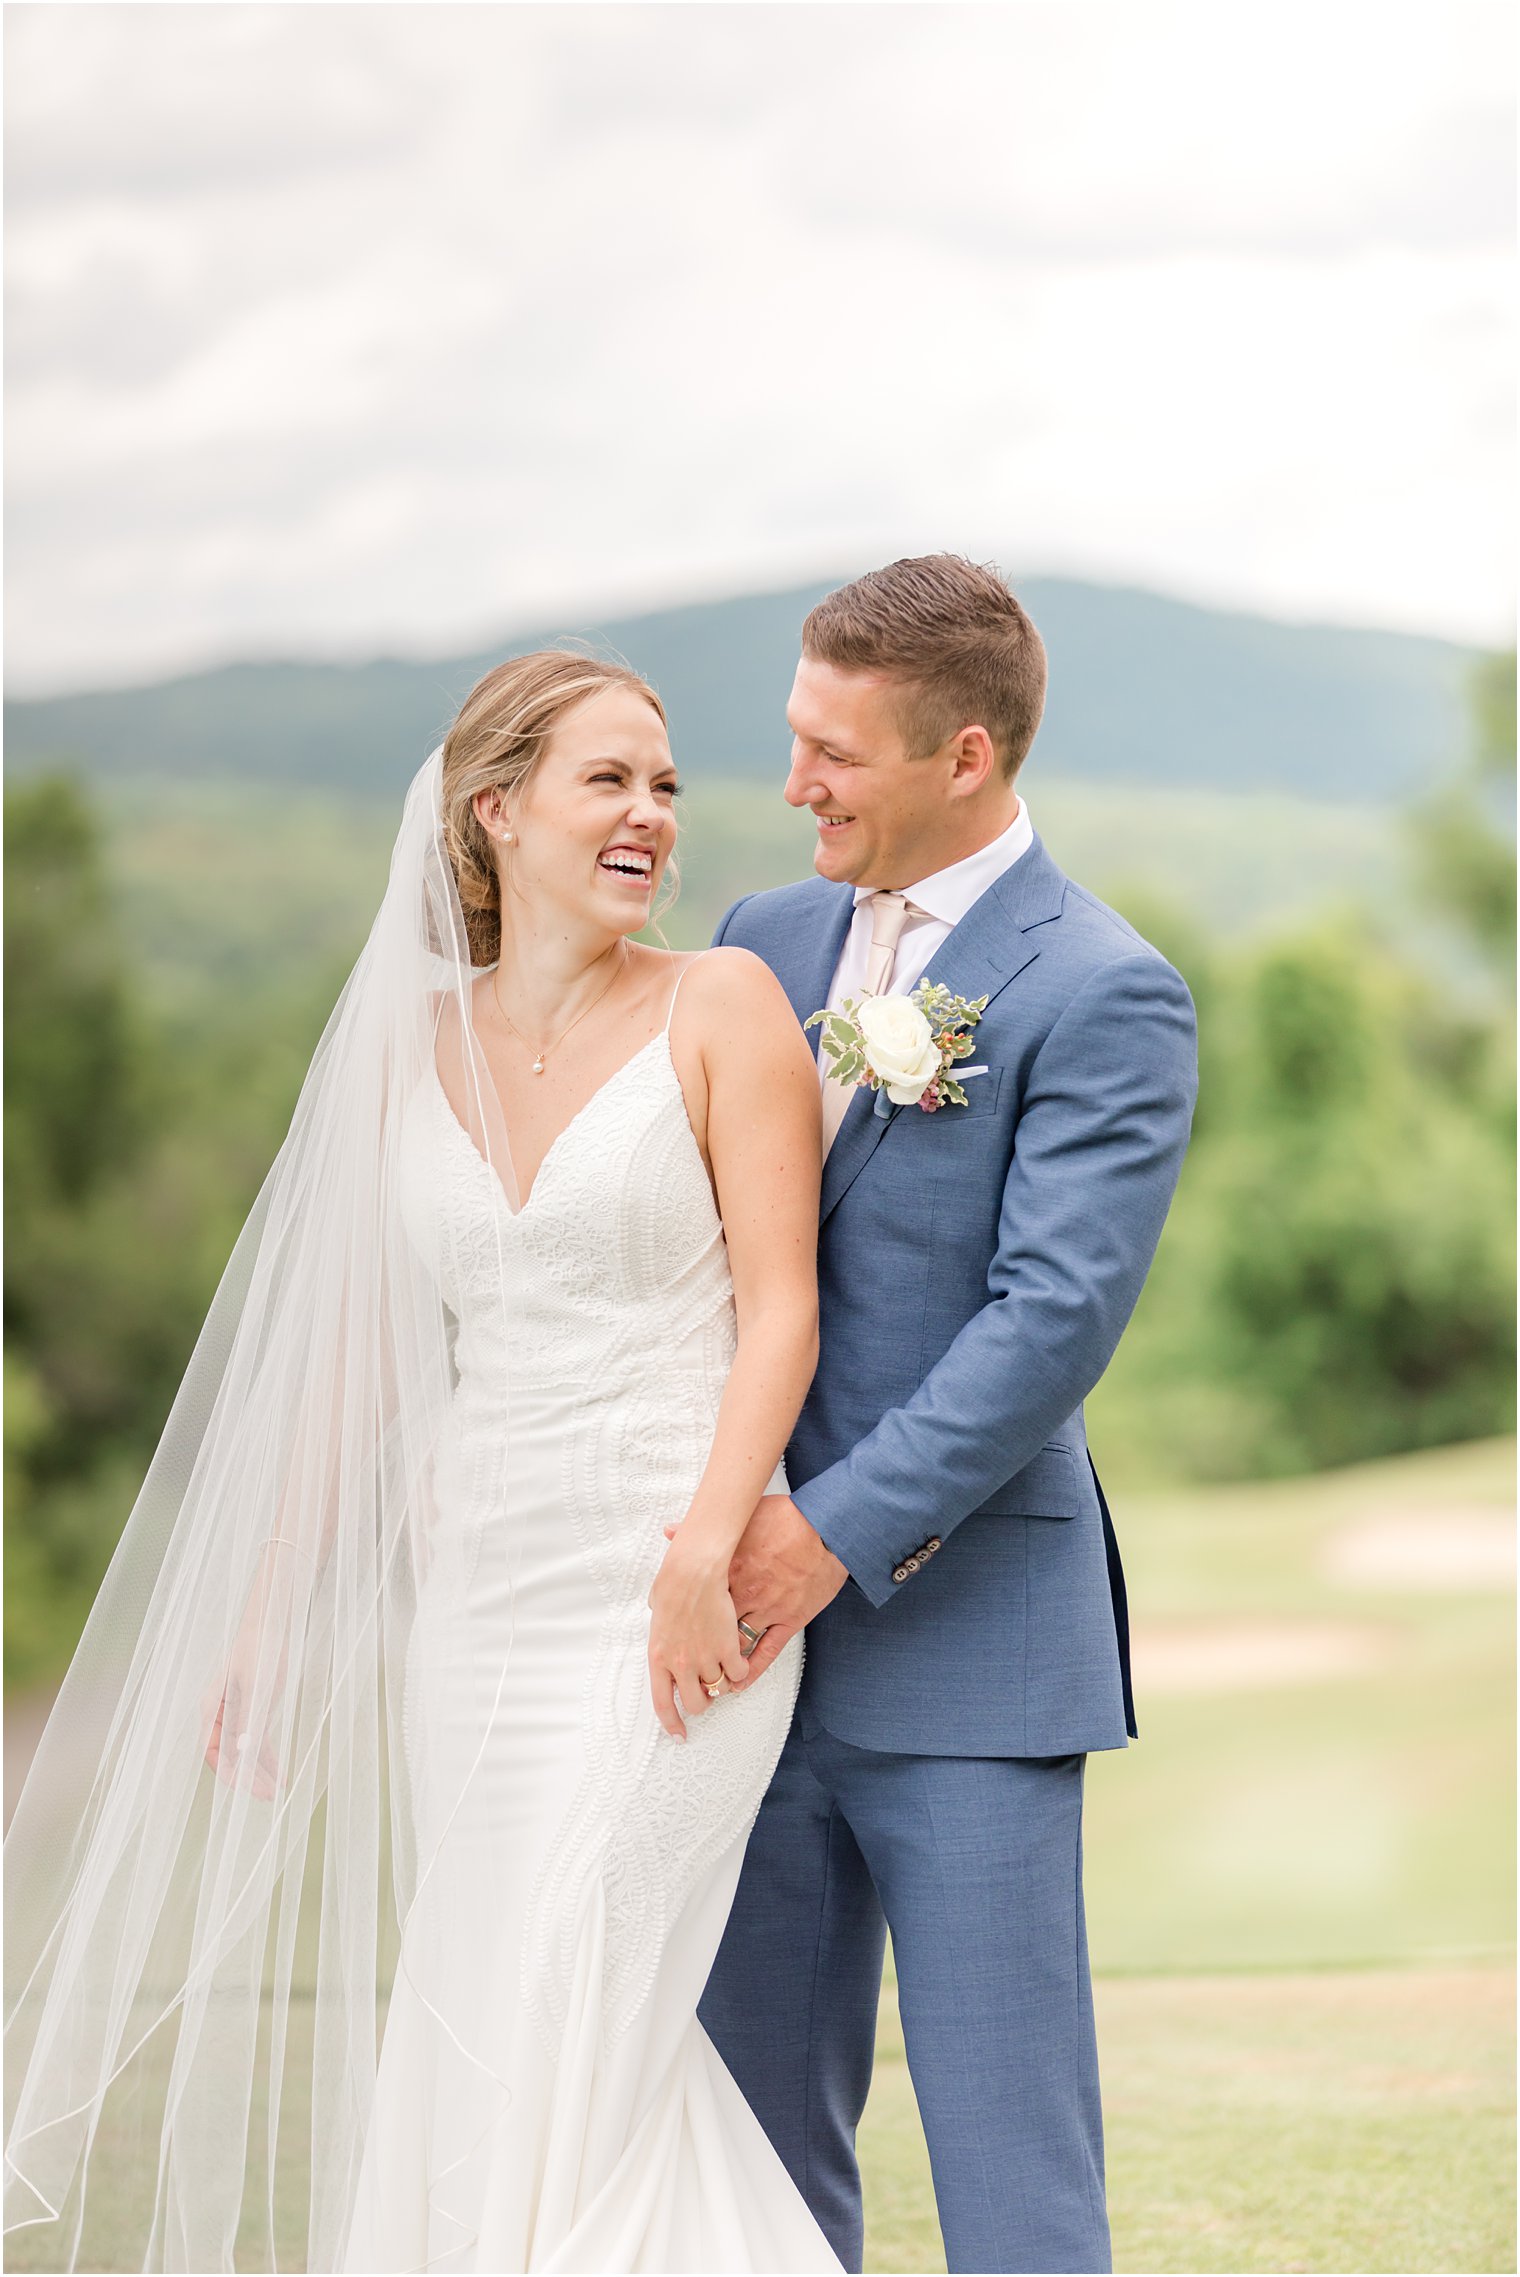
xmin=441 ymin=649 xmax=671 ymax=966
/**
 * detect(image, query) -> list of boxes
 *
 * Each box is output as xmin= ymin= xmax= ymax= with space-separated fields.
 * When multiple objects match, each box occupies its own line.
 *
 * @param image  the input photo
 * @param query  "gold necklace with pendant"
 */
xmin=491 ymin=940 xmax=630 ymax=1075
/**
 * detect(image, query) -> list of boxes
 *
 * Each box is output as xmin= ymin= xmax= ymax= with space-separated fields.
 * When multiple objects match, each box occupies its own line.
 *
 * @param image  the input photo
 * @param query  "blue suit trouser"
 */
xmin=699 ymin=1703 xmax=1111 ymax=2275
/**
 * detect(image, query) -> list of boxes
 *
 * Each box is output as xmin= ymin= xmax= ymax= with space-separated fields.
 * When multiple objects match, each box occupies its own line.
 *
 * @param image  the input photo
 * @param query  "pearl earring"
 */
xmin=501 ymin=829 xmax=514 ymax=844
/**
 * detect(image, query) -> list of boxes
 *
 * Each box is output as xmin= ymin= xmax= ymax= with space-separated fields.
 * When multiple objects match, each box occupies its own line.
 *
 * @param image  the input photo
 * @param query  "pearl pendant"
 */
xmin=531 ymin=1054 xmax=547 ymax=1075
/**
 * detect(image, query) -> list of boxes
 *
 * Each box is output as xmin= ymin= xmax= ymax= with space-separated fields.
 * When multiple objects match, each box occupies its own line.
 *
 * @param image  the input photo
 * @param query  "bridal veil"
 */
xmin=5 ymin=743 xmax=530 ymax=2270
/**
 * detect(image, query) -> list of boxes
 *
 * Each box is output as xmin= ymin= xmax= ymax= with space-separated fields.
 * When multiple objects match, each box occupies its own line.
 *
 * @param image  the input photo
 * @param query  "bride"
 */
xmin=3 ymin=651 xmax=838 ymax=2274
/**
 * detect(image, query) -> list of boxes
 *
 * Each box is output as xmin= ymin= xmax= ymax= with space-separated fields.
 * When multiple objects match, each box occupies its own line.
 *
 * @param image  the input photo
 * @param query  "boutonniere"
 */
xmin=806 ymin=978 xmax=990 ymax=1115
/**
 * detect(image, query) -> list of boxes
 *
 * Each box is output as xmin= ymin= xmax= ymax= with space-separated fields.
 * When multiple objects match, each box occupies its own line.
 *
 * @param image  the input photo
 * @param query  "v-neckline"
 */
xmin=429 ymin=1030 xmax=670 ymax=1218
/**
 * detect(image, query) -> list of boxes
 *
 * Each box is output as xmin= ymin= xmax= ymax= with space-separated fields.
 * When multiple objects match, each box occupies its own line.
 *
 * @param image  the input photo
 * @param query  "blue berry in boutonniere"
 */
xmin=806 ymin=978 xmax=990 ymax=1112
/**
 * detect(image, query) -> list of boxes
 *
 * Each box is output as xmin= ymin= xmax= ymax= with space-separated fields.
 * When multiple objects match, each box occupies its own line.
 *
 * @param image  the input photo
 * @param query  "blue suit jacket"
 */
xmin=715 ymin=837 xmax=1198 ymax=1757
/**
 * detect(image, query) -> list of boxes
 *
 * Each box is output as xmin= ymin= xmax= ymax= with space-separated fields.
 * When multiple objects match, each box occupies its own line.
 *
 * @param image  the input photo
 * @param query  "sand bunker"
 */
xmin=1130 ymin=1620 xmax=1389 ymax=1693
xmin=1321 ymin=1509 xmax=1515 ymax=1591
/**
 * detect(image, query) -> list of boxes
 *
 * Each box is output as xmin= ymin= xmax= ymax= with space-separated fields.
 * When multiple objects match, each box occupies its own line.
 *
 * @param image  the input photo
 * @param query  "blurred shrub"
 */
xmin=5 ymin=777 xmax=148 ymax=1204
xmin=1094 ymin=915 xmax=1513 ymax=1481
xmin=1094 ymin=655 xmax=1515 ymax=1482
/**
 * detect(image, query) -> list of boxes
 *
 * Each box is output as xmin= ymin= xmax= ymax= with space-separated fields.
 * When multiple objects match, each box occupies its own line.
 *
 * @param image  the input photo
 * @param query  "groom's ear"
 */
xmin=945 ymin=723 xmax=999 ymax=798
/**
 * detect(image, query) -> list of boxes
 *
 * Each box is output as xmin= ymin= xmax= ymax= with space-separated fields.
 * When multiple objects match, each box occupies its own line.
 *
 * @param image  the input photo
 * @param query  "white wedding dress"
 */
xmin=340 ymin=1004 xmax=837 ymax=2274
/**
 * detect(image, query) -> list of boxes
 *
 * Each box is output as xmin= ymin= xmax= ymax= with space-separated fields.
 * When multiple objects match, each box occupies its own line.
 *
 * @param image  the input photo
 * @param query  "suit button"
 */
xmin=905 ymin=1556 xmax=921 ymax=1574
xmin=892 ymin=1565 xmax=908 ymax=1584
xmin=926 ymin=1537 xmax=941 ymax=1555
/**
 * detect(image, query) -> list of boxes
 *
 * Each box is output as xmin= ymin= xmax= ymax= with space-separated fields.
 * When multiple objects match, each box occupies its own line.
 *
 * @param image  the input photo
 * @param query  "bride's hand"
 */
xmin=200 ymin=1579 xmax=289 ymax=1800
xmin=647 ymin=1532 xmax=751 ymax=1740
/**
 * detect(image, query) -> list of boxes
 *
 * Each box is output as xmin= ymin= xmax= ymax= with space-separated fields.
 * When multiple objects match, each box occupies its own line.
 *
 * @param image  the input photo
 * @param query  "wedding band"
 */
xmin=737 ymin=1619 xmax=765 ymax=1650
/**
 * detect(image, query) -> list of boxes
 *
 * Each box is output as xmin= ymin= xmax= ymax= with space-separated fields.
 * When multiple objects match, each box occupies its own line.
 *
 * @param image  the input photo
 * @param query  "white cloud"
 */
xmin=4 ymin=0 xmax=1513 ymax=694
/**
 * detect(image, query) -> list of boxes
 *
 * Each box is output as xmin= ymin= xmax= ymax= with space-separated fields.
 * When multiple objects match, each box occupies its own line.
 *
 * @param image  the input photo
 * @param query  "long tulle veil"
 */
xmin=5 ymin=743 xmax=527 ymax=2270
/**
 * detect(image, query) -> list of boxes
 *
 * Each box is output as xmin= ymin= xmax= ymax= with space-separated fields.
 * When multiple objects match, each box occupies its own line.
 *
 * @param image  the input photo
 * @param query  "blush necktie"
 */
xmin=821 ymin=889 xmax=917 ymax=1157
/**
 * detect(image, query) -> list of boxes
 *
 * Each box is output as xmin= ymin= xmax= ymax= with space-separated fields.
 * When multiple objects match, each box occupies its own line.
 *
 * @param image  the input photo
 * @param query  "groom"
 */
xmin=699 ymin=556 xmax=1198 ymax=2274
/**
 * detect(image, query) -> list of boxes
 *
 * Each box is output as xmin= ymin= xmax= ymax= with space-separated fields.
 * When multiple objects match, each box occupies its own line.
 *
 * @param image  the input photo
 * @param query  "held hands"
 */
xmin=658 ymin=1492 xmax=849 ymax=1696
xmin=646 ymin=1532 xmax=752 ymax=1741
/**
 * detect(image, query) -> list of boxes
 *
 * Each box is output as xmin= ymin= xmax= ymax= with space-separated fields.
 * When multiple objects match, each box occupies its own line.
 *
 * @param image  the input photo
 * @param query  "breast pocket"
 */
xmin=887 ymin=1064 xmax=1005 ymax=1133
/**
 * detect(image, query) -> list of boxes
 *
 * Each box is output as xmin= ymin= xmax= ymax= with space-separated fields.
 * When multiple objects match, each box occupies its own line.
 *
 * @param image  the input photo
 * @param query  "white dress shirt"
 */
xmin=823 ymin=799 xmax=1035 ymax=1025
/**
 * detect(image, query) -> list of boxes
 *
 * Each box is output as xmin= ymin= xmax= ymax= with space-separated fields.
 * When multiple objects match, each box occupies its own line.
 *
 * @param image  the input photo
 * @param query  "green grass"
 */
xmin=1085 ymin=1438 xmax=1515 ymax=1974
xmin=9 ymin=1968 xmax=1508 ymax=2275
xmin=862 ymin=1965 xmax=1516 ymax=2274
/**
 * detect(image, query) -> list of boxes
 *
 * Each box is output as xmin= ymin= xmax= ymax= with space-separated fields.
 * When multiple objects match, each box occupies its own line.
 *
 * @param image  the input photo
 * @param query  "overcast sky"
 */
xmin=5 ymin=0 xmax=1514 ymax=697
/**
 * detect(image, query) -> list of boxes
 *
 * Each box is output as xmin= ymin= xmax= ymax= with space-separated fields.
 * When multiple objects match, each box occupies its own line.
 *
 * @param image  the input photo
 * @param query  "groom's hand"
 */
xmin=659 ymin=1495 xmax=848 ymax=1681
xmin=725 ymin=1493 xmax=848 ymax=1681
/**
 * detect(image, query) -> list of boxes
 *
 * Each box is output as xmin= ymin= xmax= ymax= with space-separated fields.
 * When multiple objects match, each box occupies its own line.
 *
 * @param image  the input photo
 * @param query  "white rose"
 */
xmin=856 ymin=994 xmax=940 ymax=1104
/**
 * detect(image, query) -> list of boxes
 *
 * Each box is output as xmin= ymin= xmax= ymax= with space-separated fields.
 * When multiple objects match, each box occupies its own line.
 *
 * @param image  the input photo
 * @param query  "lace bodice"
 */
xmin=400 ymin=1031 xmax=739 ymax=1377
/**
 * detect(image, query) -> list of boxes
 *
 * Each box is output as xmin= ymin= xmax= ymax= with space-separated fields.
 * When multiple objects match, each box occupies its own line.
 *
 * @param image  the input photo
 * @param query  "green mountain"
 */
xmin=3 ymin=575 xmax=1482 ymax=804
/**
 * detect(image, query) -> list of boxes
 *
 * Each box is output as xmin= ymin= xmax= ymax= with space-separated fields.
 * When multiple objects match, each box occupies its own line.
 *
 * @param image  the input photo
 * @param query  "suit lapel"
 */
xmin=818 ymin=836 xmax=1067 ymax=1224
xmin=771 ymin=885 xmax=856 ymax=1061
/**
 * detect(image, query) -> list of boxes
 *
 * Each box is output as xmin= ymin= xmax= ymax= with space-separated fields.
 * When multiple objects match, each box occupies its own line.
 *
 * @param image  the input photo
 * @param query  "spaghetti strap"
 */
xmin=662 ymin=954 xmax=702 ymax=1035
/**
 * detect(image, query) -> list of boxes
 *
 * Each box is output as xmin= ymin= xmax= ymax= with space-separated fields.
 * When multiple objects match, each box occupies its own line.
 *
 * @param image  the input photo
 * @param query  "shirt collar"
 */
xmin=852 ymin=798 xmax=1035 ymax=926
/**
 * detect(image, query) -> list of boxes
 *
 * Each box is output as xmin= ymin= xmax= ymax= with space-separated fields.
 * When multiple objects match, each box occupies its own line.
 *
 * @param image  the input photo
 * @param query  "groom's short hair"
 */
xmin=802 ymin=555 xmax=1047 ymax=780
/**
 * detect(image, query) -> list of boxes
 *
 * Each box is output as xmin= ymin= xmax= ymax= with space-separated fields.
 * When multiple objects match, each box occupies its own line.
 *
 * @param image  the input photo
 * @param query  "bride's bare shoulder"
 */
xmin=674 ymin=947 xmax=811 ymax=1071
xmin=675 ymin=944 xmax=787 ymax=1014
